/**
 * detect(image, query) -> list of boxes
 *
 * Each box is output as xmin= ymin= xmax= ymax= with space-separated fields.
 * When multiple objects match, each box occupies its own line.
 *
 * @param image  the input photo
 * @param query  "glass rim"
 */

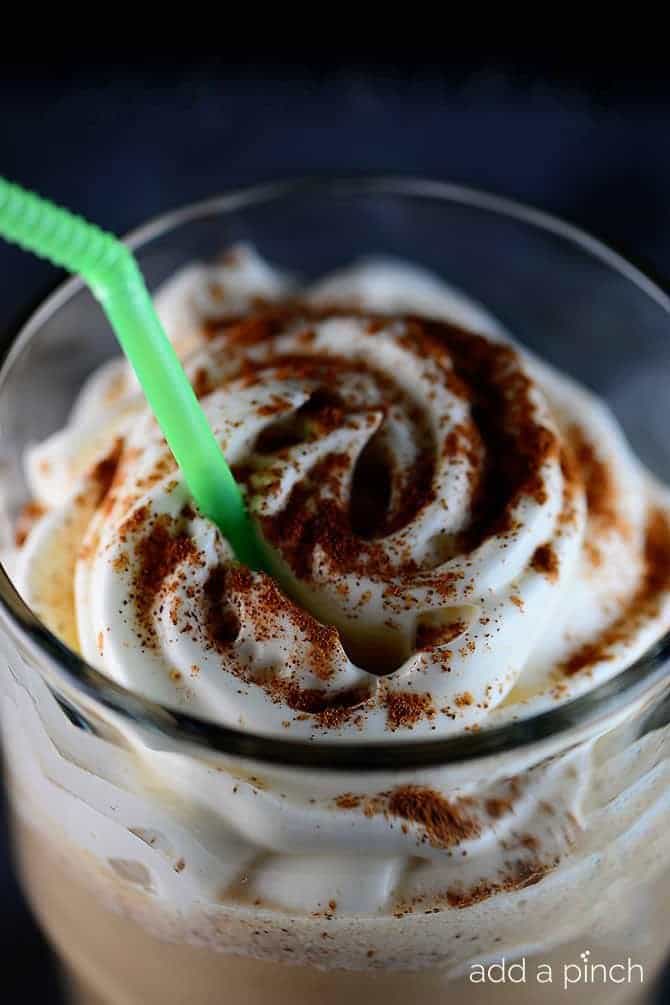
xmin=1 ymin=173 xmax=669 ymax=773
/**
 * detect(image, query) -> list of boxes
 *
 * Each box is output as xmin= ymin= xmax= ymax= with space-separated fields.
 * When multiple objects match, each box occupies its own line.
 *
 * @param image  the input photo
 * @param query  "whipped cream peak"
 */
xmin=12 ymin=248 xmax=670 ymax=742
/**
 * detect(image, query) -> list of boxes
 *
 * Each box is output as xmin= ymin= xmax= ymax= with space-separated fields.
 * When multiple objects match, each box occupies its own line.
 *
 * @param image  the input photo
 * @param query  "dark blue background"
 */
xmin=1 ymin=59 xmax=669 ymax=1000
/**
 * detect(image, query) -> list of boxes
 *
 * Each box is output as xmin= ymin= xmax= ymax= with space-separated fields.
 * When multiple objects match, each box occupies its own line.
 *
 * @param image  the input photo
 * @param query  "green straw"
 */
xmin=0 ymin=177 xmax=266 ymax=571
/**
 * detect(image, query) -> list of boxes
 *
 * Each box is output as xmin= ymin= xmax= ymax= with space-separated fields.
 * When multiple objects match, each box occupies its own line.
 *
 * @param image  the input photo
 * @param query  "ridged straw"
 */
xmin=0 ymin=178 xmax=266 ymax=570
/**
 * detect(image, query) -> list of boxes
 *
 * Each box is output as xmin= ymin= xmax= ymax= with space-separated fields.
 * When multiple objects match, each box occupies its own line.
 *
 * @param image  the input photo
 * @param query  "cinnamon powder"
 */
xmin=89 ymin=438 xmax=124 ymax=505
xmin=134 ymin=515 xmax=198 ymax=643
xmin=531 ymin=543 xmax=559 ymax=581
xmin=14 ymin=501 xmax=46 ymax=547
xmin=387 ymin=785 xmax=480 ymax=848
xmin=562 ymin=506 xmax=670 ymax=675
xmin=384 ymin=690 xmax=435 ymax=730
xmin=569 ymin=425 xmax=619 ymax=529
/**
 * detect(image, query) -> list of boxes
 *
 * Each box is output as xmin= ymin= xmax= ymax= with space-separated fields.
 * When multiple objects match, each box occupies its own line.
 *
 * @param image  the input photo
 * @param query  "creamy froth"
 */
xmin=13 ymin=247 xmax=670 ymax=739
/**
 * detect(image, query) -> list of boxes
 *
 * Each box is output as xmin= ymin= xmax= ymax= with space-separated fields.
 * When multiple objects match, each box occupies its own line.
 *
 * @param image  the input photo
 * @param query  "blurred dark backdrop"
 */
xmin=1 ymin=51 xmax=670 ymax=1000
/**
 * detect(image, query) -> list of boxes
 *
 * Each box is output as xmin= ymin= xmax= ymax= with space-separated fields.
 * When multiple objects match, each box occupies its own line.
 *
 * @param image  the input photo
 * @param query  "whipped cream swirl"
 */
xmin=13 ymin=247 xmax=670 ymax=739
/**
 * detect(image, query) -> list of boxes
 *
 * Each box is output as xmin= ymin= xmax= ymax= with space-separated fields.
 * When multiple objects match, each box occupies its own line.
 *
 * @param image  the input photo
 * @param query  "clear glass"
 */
xmin=0 ymin=178 xmax=669 ymax=1004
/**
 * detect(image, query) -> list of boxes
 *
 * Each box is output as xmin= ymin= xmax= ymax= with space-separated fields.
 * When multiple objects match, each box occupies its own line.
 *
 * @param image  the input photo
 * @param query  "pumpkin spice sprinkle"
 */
xmin=12 ymin=249 xmax=670 ymax=742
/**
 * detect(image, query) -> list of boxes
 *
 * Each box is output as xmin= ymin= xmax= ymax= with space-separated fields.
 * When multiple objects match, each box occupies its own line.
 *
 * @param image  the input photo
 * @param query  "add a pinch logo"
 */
xmin=468 ymin=948 xmax=645 ymax=990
